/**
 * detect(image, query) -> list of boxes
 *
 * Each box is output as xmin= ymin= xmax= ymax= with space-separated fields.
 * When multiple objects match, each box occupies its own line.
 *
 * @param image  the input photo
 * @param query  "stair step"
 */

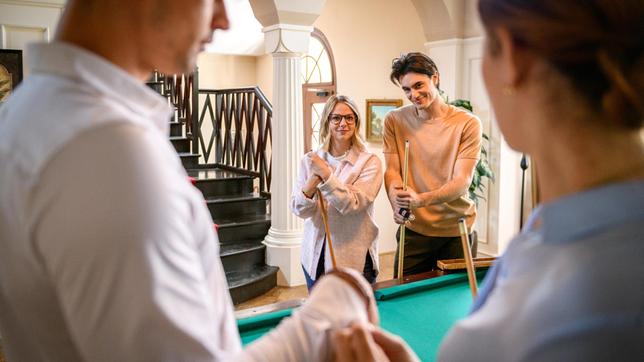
xmin=220 ymin=240 xmax=265 ymax=257
xmin=220 ymin=241 xmax=266 ymax=273
xmin=216 ymin=214 xmax=271 ymax=242
xmin=178 ymin=152 xmax=199 ymax=168
xmin=169 ymin=121 xmax=182 ymax=137
xmin=205 ymin=194 xmax=267 ymax=219
xmin=169 ymin=136 xmax=190 ymax=153
xmin=227 ymin=265 xmax=279 ymax=305
xmin=187 ymin=168 xmax=254 ymax=197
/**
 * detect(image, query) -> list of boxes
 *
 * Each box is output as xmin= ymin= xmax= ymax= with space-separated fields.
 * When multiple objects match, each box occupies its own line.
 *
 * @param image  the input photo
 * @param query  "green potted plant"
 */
xmin=447 ymin=99 xmax=495 ymax=206
xmin=444 ymin=96 xmax=495 ymax=256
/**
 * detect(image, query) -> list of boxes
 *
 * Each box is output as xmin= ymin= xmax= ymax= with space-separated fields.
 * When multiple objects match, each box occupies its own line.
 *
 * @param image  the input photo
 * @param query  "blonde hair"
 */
xmin=318 ymin=95 xmax=367 ymax=152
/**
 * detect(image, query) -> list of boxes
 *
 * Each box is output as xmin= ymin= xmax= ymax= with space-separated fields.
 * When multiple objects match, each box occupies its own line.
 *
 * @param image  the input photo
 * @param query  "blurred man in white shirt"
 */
xmin=0 ymin=0 xmax=377 ymax=360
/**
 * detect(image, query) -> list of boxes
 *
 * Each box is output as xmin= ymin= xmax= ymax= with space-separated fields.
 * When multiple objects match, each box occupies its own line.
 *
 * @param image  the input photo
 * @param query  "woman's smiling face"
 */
xmin=328 ymin=102 xmax=356 ymax=145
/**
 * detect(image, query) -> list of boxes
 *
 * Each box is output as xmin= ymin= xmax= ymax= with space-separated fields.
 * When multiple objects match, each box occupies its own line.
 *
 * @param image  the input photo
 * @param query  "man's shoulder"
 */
xmin=0 ymin=75 xmax=146 ymax=179
xmin=384 ymin=104 xmax=416 ymax=125
xmin=445 ymin=105 xmax=480 ymax=125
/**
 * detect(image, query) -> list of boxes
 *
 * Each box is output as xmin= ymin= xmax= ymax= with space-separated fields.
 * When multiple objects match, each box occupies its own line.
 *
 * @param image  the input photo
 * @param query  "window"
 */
xmin=301 ymin=29 xmax=336 ymax=152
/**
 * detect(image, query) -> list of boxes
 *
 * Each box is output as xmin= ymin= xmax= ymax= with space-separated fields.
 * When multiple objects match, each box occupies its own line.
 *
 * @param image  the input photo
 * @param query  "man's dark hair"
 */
xmin=390 ymin=52 xmax=440 ymax=89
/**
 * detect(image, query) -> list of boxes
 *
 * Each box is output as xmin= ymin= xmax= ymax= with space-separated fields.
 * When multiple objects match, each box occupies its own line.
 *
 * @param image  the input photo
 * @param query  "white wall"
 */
xmin=426 ymin=36 xmax=522 ymax=256
xmin=0 ymin=0 xmax=65 ymax=75
xmin=197 ymin=53 xmax=258 ymax=89
xmin=255 ymin=54 xmax=273 ymax=101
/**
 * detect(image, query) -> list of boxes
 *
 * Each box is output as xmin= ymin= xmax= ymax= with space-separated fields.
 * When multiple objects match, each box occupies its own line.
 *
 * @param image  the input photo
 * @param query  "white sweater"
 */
xmin=291 ymin=147 xmax=383 ymax=278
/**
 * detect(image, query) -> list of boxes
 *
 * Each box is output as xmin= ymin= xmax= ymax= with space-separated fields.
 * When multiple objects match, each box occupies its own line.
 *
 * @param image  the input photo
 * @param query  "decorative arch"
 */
xmin=411 ymin=0 xmax=463 ymax=41
xmin=301 ymin=28 xmax=337 ymax=152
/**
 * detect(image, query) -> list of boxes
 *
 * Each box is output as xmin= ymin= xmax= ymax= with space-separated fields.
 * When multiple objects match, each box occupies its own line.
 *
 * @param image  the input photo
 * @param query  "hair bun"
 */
xmin=597 ymin=49 xmax=644 ymax=129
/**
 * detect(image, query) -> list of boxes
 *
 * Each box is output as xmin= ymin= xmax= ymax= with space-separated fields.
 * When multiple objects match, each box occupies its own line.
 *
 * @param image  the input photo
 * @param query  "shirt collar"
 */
xmin=345 ymin=145 xmax=360 ymax=165
xmin=319 ymin=145 xmax=360 ymax=166
xmin=27 ymin=42 xmax=171 ymax=132
xmin=535 ymin=180 xmax=644 ymax=244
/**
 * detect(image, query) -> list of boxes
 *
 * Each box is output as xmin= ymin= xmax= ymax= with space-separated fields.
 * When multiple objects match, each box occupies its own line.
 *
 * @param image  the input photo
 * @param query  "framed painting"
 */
xmin=365 ymin=99 xmax=402 ymax=142
xmin=0 ymin=49 xmax=23 ymax=104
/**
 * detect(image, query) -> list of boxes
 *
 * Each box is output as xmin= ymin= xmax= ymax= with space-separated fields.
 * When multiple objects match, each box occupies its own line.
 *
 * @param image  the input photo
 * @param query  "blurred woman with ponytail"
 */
xmin=330 ymin=1 xmax=644 ymax=360
xmin=440 ymin=0 xmax=644 ymax=359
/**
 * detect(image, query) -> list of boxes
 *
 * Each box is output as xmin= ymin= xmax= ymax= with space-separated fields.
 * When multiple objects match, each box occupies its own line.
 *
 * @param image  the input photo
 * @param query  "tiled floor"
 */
xmin=235 ymin=252 xmax=396 ymax=311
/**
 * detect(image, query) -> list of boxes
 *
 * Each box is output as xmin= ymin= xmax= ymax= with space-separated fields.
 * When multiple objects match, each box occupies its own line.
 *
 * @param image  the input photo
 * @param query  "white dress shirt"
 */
xmin=0 ymin=42 xmax=374 ymax=361
xmin=291 ymin=147 xmax=383 ymax=278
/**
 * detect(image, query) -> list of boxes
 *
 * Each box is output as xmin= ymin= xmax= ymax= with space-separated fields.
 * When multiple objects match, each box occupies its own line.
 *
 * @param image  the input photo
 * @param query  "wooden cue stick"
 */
xmin=458 ymin=218 xmax=478 ymax=298
xmin=316 ymin=189 xmax=337 ymax=268
xmin=397 ymin=140 xmax=410 ymax=280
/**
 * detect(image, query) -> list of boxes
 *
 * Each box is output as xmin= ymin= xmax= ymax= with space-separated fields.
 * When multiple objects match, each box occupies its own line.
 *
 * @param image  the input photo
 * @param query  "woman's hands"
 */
xmin=331 ymin=322 xmax=420 ymax=362
xmin=302 ymin=174 xmax=322 ymax=199
xmin=301 ymin=153 xmax=332 ymax=198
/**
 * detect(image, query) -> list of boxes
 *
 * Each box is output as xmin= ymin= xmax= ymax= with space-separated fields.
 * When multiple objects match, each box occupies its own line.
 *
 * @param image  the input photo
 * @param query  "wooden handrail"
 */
xmin=195 ymin=86 xmax=272 ymax=197
xmin=150 ymin=70 xmax=273 ymax=198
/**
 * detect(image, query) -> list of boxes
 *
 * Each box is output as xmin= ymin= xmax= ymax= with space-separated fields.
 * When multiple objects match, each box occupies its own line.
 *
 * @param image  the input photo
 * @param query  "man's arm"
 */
xmin=33 ymin=123 xmax=225 ymax=361
xmin=384 ymin=153 xmax=409 ymax=224
xmin=383 ymin=112 xmax=408 ymax=224
xmin=240 ymin=268 xmax=379 ymax=362
xmin=395 ymin=158 xmax=477 ymax=209
xmin=395 ymin=117 xmax=482 ymax=210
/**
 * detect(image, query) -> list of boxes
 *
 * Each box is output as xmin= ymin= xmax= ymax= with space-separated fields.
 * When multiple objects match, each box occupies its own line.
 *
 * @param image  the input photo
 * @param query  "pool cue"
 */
xmin=397 ymin=140 xmax=410 ymax=280
xmin=458 ymin=218 xmax=478 ymax=298
xmin=316 ymin=189 xmax=338 ymax=268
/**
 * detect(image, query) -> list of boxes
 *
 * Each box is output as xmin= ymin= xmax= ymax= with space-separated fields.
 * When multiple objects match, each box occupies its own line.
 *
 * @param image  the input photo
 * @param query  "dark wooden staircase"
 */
xmin=148 ymin=75 xmax=278 ymax=304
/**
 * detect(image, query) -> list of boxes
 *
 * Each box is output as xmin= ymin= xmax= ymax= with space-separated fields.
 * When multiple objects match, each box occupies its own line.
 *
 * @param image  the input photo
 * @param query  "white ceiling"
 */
xmin=205 ymin=0 xmax=265 ymax=56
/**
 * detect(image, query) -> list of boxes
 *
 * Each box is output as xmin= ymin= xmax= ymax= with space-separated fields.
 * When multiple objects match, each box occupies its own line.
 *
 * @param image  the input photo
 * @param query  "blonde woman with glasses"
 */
xmin=291 ymin=95 xmax=383 ymax=291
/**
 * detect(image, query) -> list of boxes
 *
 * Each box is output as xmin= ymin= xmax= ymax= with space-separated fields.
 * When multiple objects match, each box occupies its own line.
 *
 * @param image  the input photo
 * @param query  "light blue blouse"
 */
xmin=439 ymin=181 xmax=644 ymax=361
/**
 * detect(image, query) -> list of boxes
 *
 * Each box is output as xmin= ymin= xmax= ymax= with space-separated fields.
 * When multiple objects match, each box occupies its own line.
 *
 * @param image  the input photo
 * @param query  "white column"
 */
xmin=262 ymin=24 xmax=312 ymax=286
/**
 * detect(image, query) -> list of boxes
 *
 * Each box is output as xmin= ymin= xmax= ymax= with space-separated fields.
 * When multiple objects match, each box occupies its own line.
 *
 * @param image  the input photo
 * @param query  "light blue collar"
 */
xmin=535 ymin=181 xmax=644 ymax=244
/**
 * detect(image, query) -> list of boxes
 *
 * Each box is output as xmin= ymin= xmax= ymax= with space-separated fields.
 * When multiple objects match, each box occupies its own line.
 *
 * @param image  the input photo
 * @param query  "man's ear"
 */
xmin=493 ymin=26 xmax=533 ymax=88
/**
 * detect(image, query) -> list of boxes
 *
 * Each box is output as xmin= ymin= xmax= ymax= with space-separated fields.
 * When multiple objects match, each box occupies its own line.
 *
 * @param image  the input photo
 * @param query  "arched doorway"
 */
xmin=301 ymin=28 xmax=336 ymax=152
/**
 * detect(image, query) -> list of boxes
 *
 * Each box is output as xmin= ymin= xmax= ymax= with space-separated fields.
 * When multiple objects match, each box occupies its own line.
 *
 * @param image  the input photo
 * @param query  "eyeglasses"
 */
xmin=329 ymin=114 xmax=356 ymax=125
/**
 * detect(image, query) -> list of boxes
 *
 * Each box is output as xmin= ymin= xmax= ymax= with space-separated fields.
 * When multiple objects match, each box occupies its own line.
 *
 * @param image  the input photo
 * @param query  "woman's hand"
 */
xmin=302 ymin=174 xmax=322 ymax=199
xmin=331 ymin=323 xmax=420 ymax=362
xmin=309 ymin=153 xmax=333 ymax=181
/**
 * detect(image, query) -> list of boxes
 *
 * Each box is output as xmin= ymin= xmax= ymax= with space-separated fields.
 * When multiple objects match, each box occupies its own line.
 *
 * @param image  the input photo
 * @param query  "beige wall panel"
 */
xmin=255 ymin=54 xmax=273 ymax=101
xmin=197 ymin=53 xmax=258 ymax=90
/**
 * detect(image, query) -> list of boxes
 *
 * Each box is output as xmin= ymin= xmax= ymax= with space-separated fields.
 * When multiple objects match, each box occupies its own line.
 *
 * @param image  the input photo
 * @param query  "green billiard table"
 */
xmin=237 ymin=270 xmax=487 ymax=361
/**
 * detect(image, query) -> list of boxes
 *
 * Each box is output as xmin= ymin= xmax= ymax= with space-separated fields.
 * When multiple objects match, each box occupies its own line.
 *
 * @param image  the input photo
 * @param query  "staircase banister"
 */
xmin=251 ymin=87 xmax=272 ymax=116
xmin=199 ymin=87 xmax=270 ymax=110
xmin=193 ymin=85 xmax=272 ymax=196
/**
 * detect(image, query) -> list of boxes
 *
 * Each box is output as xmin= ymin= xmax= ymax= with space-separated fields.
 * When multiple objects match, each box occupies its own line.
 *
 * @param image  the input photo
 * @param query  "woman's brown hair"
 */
xmin=478 ymin=0 xmax=644 ymax=129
